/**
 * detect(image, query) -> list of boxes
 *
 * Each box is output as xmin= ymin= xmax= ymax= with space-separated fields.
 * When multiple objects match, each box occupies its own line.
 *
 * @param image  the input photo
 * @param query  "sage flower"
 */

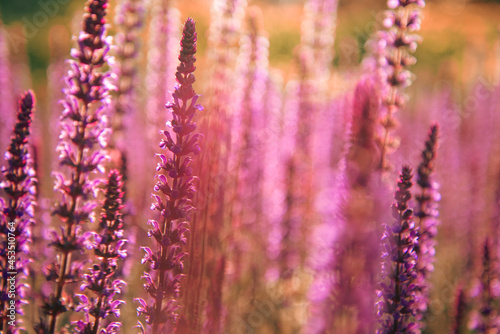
xmin=0 ymin=92 xmax=36 ymax=334
xmin=414 ymin=123 xmax=440 ymax=319
xmin=36 ymin=0 xmax=113 ymax=332
xmin=375 ymin=0 xmax=425 ymax=170
xmin=377 ymin=166 xmax=421 ymax=334
xmin=135 ymin=18 xmax=202 ymax=333
xmin=73 ymin=170 xmax=126 ymax=334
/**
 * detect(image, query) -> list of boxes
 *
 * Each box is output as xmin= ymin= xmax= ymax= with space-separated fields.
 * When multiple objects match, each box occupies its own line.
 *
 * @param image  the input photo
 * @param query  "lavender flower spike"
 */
xmin=73 ymin=170 xmax=126 ymax=334
xmin=36 ymin=0 xmax=113 ymax=332
xmin=414 ymin=123 xmax=440 ymax=319
xmin=0 ymin=91 xmax=36 ymax=334
xmin=377 ymin=166 xmax=421 ymax=334
xmin=135 ymin=18 xmax=202 ymax=332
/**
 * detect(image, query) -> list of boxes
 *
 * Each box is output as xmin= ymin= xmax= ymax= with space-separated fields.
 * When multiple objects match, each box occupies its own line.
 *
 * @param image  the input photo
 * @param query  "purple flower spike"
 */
xmin=0 ymin=92 xmax=36 ymax=334
xmin=73 ymin=170 xmax=126 ymax=334
xmin=36 ymin=0 xmax=113 ymax=332
xmin=414 ymin=123 xmax=440 ymax=320
xmin=136 ymin=18 xmax=202 ymax=333
xmin=377 ymin=166 xmax=421 ymax=334
xmin=375 ymin=0 xmax=425 ymax=171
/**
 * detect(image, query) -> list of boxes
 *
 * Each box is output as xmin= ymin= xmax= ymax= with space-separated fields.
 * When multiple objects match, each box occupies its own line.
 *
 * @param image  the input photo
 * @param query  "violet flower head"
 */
xmin=0 ymin=91 xmax=36 ymax=334
xmin=416 ymin=124 xmax=439 ymax=193
xmin=74 ymin=170 xmax=126 ymax=334
xmin=37 ymin=0 xmax=112 ymax=332
xmin=135 ymin=18 xmax=202 ymax=332
xmin=375 ymin=0 xmax=425 ymax=171
xmin=414 ymin=123 xmax=440 ymax=318
xmin=377 ymin=166 xmax=421 ymax=334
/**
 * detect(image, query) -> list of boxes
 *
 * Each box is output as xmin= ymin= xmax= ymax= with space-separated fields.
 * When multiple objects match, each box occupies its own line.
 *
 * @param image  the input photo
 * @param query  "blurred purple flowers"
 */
xmin=0 ymin=91 xmax=36 ymax=334
xmin=375 ymin=0 xmax=425 ymax=170
xmin=468 ymin=238 xmax=500 ymax=332
xmin=136 ymin=18 xmax=202 ymax=332
xmin=4 ymin=0 xmax=500 ymax=332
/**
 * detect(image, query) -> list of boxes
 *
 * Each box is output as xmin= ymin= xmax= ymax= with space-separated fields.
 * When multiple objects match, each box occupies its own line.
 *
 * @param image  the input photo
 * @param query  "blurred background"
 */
xmin=1 ymin=0 xmax=500 ymax=333
xmin=1 ymin=0 xmax=500 ymax=102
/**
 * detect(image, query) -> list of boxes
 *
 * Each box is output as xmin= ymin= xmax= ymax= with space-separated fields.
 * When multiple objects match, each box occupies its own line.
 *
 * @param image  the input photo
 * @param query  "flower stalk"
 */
xmin=377 ymin=166 xmax=420 ymax=333
xmin=136 ymin=18 xmax=202 ymax=332
xmin=73 ymin=170 xmax=126 ymax=334
xmin=0 ymin=91 xmax=36 ymax=334
xmin=36 ymin=0 xmax=113 ymax=332
xmin=376 ymin=0 xmax=425 ymax=171
xmin=414 ymin=123 xmax=440 ymax=319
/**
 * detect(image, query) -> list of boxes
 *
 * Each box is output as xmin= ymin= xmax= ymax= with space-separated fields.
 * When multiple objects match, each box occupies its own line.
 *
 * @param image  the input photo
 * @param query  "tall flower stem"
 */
xmin=73 ymin=170 xmax=126 ymax=334
xmin=376 ymin=0 xmax=425 ymax=171
xmin=136 ymin=18 xmax=202 ymax=333
xmin=377 ymin=166 xmax=420 ymax=333
xmin=0 ymin=91 xmax=36 ymax=334
xmin=36 ymin=0 xmax=113 ymax=332
xmin=414 ymin=123 xmax=440 ymax=320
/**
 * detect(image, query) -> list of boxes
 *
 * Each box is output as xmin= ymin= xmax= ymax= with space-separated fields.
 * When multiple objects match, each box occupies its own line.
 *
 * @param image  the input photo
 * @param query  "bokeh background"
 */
xmin=1 ymin=0 xmax=500 ymax=95
xmin=1 ymin=0 xmax=500 ymax=333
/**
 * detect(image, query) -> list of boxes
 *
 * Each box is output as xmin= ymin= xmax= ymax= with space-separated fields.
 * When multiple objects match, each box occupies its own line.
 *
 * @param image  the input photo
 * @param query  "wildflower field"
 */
xmin=0 ymin=0 xmax=500 ymax=333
